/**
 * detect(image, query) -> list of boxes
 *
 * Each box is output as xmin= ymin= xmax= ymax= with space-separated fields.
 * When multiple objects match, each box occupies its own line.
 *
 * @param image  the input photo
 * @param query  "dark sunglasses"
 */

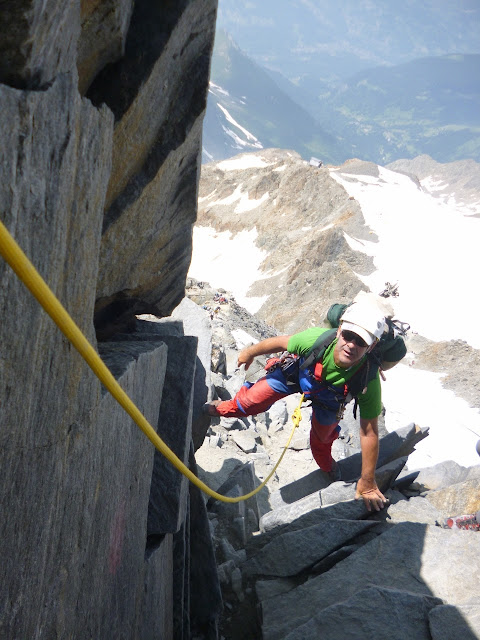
xmin=340 ymin=330 xmax=368 ymax=348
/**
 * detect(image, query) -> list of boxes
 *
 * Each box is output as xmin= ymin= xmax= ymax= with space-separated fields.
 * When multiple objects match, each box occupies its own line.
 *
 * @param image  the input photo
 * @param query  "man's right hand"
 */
xmin=236 ymin=336 xmax=291 ymax=371
xmin=237 ymin=347 xmax=254 ymax=370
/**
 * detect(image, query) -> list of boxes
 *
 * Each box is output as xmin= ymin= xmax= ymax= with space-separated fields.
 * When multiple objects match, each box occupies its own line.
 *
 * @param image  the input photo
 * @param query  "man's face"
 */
xmin=334 ymin=327 xmax=369 ymax=368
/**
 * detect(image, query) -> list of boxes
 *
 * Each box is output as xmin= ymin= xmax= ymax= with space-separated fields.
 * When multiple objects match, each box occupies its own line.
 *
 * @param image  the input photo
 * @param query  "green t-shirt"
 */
xmin=287 ymin=327 xmax=382 ymax=420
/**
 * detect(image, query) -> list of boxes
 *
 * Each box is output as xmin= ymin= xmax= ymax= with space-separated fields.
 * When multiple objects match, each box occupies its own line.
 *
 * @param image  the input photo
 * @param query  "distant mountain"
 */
xmin=216 ymin=0 xmax=480 ymax=86
xmin=386 ymin=154 xmax=480 ymax=216
xmin=209 ymin=1 xmax=480 ymax=165
xmin=204 ymin=34 xmax=480 ymax=165
xmin=202 ymin=31 xmax=346 ymax=164
xmin=321 ymin=54 xmax=480 ymax=164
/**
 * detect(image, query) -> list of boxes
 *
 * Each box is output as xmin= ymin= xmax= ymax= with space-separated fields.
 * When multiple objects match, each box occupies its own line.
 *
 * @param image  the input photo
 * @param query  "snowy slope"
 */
xmin=330 ymin=165 xmax=480 ymax=348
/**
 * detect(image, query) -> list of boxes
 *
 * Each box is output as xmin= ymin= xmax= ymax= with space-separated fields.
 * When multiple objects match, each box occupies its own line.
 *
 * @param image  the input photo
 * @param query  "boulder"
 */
xmin=282 ymin=585 xmax=443 ymax=640
xmin=429 ymin=604 xmax=480 ymax=640
xmin=259 ymin=522 xmax=480 ymax=640
xmin=425 ymin=478 xmax=480 ymax=517
xmin=171 ymin=297 xmax=213 ymax=450
xmin=231 ymin=430 xmax=257 ymax=454
xmin=384 ymin=495 xmax=442 ymax=525
xmin=246 ymin=519 xmax=377 ymax=578
xmin=395 ymin=459 xmax=475 ymax=491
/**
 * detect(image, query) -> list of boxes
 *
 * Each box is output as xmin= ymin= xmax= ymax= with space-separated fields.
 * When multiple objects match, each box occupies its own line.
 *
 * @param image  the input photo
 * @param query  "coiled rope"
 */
xmin=0 ymin=219 xmax=303 ymax=503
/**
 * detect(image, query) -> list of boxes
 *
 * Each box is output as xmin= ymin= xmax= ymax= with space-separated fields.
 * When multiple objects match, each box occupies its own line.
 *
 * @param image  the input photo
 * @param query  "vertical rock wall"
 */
xmin=0 ymin=1 xmax=219 ymax=637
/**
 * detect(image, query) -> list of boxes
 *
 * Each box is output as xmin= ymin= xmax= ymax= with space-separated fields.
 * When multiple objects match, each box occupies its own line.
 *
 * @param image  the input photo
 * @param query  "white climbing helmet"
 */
xmin=340 ymin=301 xmax=386 ymax=346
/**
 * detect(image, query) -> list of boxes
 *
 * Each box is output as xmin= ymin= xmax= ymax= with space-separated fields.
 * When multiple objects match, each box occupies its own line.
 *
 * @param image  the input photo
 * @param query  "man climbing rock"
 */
xmin=204 ymin=298 xmax=402 ymax=512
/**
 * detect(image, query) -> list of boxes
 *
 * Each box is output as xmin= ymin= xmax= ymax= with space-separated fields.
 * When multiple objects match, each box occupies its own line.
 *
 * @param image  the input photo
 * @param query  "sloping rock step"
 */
xmin=255 ymin=449 xmax=480 ymax=639
xmin=259 ymin=522 xmax=480 ymax=640
xmin=210 ymin=424 xmax=480 ymax=640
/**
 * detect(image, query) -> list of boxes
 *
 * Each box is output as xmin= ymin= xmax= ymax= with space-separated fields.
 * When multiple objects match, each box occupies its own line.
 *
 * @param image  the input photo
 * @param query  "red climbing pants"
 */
xmin=215 ymin=377 xmax=289 ymax=417
xmin=214 ymin=376 xmax=340 ymax=472
xmin=309 ymin=413 xmax=339 ymax=472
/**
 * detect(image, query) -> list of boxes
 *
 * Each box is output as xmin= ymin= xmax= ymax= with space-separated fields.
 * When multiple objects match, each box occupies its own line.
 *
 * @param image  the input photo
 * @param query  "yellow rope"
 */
xmin=0 ymin=219 xmax=303 ymax=503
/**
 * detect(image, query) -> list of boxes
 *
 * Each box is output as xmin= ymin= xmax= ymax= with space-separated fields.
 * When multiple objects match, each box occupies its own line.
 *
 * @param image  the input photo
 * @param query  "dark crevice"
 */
xmin=145 ymin=533 xmax=166 ymax=560
xmin=94 ymin=294 xmax=160 ymax=341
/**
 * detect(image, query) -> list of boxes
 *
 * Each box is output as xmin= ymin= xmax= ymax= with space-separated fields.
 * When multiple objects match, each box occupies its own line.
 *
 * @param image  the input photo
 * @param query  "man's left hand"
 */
xmin=355 ymin=477 xmax=388 ymax=512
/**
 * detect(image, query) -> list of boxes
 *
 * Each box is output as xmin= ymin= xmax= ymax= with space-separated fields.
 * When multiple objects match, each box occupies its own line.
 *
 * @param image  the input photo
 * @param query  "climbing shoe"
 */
xmin=440 ymin=512 xmax=480 ymax=531
xmin=202 ymin=400 xmax=221 ymax=417
xmin=327 ymin=459 xmax=342 ymax=482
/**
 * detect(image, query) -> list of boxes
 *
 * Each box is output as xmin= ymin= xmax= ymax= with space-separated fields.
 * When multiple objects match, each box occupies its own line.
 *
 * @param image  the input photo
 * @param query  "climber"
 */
xmin=203 ymin=298 xmax=392 ymax=512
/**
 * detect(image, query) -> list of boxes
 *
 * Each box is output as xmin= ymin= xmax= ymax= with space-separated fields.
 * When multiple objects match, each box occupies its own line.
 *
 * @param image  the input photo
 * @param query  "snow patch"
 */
xmin=188 ymin=226 xmax=268 ymax=314
xmin=217 ymin=154 xmax=272 ymax=172
xmin=331 ymin=166 xmax=480 ymax=349
xmin=209 ymin=81 xmax=230 ymax=96
xmin=235 ymin=191 xmax=269 ymax=213
xmin=381 ymin=364 xmax=480 ymax=469
xmin=217 ymin=103 xmax=262 ymax=145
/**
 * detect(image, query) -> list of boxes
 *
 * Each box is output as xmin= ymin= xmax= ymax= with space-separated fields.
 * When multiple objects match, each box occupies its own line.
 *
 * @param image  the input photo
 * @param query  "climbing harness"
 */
xmin=0 ymin=220 xmax=303 ymax=503
xmin=299 ymin=329 xmax=377 ymax=420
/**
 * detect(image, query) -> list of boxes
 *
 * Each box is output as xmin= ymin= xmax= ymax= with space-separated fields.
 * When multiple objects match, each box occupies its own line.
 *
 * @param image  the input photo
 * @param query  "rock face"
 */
xmin=0 ymin=2 xmax=219 ymax=639
xmin=89 ymin=0 xmax=218 ymax=337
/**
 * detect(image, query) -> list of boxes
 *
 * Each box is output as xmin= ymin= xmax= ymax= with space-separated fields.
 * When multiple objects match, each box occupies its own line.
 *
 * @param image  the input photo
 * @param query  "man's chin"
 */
xmin=338 ymin=354 xmax=359 ymax=368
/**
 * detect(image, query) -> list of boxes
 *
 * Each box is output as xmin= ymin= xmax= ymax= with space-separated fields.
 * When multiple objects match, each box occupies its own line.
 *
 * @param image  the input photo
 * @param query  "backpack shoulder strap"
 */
xmin=346 ymin=355 xmax=379 ymax=399
xmin=299 ymin=328 xmax=337 ymax=371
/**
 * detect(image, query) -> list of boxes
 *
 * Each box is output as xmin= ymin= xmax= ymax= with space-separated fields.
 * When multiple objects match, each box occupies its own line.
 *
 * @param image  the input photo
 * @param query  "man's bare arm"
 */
xmin=238 ymin=335 xmax=290 ymax=369
xmin=355 ymin=416 xmax=387 ymax=511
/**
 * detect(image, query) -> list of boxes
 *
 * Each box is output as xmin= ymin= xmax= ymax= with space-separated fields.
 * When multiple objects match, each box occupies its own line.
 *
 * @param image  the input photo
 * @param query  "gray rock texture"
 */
xmin=283 ymin=586 xmax=443 ymax=640
xmin=426 ymin=478 xmax=480 ymax=517
xmin=0 ymin=2 xmax=219 ymax=639
xmin=260 ymin=523 xmax=480 ymax=640
xmin=246 ymin=519 xmax=376 ymax=577
xmin=429 ymin=604 xmax=480 ymax=640
xmin=77 ymin=0 xmax=134 ymax=94
xmin=91 ymin=0 xmax=218 ymax=337
xmin=172 ymin=297 xmax=213 ymax=449
xmin=0 ymin=0 xmax=79 ymax=89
